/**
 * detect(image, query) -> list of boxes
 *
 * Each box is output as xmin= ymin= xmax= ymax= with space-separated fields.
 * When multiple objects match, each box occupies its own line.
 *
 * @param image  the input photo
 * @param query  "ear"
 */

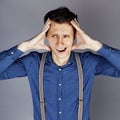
xmin=73 ymin=38 xmax=77 ymax=45
xmin=44 ymin=39 xmax=49 ymax=46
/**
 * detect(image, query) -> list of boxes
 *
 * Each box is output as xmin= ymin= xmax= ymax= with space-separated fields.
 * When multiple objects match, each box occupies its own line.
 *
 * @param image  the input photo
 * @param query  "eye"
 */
xmin=51 ymin=34 xmax=57 ymax=38
xmin=64 ymin=35 xmax=69 ymax=38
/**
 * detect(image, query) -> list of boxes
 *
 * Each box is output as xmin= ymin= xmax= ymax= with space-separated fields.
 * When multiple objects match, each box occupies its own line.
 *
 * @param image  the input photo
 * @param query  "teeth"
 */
xmin=57 ymin=48 xmax=65 ymax=51
xmin=57 ymin=48 xmax=66 ymax=52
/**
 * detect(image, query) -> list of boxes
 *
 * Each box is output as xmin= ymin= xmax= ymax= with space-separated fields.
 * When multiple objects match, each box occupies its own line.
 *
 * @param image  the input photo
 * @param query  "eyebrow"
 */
xmin=51 ymin=32 xmax=71 ymax=35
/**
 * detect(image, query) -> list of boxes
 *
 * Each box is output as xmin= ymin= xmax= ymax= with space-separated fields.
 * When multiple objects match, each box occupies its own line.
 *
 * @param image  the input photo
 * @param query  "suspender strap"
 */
xmin=75 ymin=53 xmax=83 ymax=120
xmin=39 ymin=53 xmax=83 ymax=120
xmin=39 ymin=53 xmax=47 ymax=120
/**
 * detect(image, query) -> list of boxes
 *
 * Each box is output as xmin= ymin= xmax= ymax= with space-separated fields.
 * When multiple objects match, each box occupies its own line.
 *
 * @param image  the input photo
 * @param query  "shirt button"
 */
xmin=58 ymin=98 xmax=61 ymax=101
xmin=11 ymin=51 xmax=14 ymax=55
xmin=59 ymin=111 xmax=62 ymax=114
xmin=59 ymin=68 xmax=62 ymax=71
xmin=59 ymin=83 xmax=62 ymax=86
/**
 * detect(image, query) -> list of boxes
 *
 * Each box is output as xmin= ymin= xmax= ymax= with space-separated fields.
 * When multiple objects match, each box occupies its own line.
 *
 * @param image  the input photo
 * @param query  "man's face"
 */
xmin=47 ymin=21 xmax=74 ymax=60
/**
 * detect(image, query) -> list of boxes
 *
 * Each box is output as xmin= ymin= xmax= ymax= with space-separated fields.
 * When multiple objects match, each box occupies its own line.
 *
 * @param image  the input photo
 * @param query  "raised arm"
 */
xmin=71 ymin=19 xmax=102 ymax=52
xmin=0 ymin=19 xmax=51 ymax=80
xmin=17 ymin=19 xmax=51 ymax=52
xmin=71 ymin=19 xmax=120 ymax=71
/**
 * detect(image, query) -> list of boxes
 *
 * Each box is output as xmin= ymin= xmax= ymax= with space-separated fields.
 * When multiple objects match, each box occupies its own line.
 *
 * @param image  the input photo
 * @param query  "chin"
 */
xmin=56 ymin=52 xmax=71 ymax=58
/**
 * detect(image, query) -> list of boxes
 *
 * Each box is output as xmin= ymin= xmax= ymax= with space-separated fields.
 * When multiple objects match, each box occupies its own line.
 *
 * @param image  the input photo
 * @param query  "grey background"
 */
xmin=0 ymin=0 xmax=120 ymax=120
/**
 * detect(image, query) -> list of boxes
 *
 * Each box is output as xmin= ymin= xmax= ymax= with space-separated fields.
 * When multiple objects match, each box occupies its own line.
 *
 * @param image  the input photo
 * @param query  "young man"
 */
xmin=0 ymin=7 xmax=120 ymax=120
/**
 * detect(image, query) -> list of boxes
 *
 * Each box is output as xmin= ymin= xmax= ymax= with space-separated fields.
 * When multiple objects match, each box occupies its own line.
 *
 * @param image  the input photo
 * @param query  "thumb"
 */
xmin=42 ymin=45 xmax=51 ymax=51
xmin=72 ymin=45 xmax=76 ymax=50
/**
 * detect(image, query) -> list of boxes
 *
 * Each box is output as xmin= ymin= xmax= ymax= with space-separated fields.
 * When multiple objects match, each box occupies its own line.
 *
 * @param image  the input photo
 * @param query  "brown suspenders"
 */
xmin=39 ymin=53 xmax=83 ymax=120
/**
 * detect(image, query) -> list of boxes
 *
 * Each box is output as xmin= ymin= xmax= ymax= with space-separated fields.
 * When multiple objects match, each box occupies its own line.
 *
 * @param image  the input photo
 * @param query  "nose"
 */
xmin=56 ymin=37 xmax=64 ymax=46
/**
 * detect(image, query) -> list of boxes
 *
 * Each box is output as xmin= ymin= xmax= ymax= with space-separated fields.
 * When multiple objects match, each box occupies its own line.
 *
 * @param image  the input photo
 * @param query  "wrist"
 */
xmin=88 ymin=40 xmax=103 ymax=52
xmin=17 ymin=41 xmax=31 ymax=52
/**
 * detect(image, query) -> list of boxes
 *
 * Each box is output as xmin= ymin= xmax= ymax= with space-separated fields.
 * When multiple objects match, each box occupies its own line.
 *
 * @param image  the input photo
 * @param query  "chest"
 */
xmin=43 ymin=62 xmax=79 ymax=100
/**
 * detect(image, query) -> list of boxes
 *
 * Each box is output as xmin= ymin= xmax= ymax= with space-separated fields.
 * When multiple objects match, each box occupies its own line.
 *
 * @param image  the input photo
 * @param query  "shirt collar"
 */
xmin=46 ymin=51 xmax=75 ymax=65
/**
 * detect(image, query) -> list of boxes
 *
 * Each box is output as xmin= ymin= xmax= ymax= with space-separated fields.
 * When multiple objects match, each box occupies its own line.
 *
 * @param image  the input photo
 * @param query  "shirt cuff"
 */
xmin=6 ymin=46 xmax=24 ymax=60
xmin=97 ymin=44 xmax=114 ymax=58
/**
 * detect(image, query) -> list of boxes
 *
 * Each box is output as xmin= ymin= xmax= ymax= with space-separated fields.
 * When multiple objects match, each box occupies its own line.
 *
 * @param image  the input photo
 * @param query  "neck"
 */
xmin=52 ymin=54 xmax=70 ymax=66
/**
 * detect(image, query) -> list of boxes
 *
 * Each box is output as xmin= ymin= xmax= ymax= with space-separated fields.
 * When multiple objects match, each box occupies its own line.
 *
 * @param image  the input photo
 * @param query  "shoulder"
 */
xmin=74 ymin=51 xmax=103 ymax=66
xmin=19 ymin=51 xmax=46 ymax=64
xmin=73 ymin=51 xmax=95 ymax=59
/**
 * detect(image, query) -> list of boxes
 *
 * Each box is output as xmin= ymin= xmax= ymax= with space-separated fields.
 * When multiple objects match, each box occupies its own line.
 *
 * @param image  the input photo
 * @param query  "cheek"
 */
xmin=48 ymin=39 xmax=56 ymax=48
xmin=66 ymin=40 xmax=74 ymax=46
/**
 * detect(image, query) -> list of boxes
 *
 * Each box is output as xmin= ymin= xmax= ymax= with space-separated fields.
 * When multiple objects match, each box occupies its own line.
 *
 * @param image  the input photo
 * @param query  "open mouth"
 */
xmin=56 ymin=48 xmax=67 ymax=52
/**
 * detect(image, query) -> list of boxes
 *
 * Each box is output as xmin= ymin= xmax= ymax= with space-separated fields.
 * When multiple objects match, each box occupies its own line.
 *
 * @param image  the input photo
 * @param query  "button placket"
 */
xmin=58 ymin=67 xmax=62 ymax=118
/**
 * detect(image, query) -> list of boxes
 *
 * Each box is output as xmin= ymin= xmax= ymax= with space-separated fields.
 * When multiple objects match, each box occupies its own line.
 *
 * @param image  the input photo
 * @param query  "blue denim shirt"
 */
xmin=0 ymin=44 xmax=120 ymax=120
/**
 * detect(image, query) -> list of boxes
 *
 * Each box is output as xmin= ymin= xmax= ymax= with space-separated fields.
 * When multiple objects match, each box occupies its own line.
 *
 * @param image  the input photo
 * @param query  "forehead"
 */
xmin=48 ymin=21 xmax=74 ymax=34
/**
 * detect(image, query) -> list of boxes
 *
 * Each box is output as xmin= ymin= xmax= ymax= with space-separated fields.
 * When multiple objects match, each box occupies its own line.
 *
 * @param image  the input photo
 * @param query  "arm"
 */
xmin=0 ymin=19 xmax=51 ymax=80
xmin=85 ymin=47 xmax=120 ymax=77
xmin=0 ymin=46 xmax=27 ymax=79
xmin=0 ymin=46 xmax=24 ymax=73
xmin=17 ymin=19 xmax=51 ymax=52
xmin=71 ymin=19 xmax=102 ymax=52
xmin=97 ymin=44 xmax=120 ymax=71
xmin=71 ymin=19 xmax=120 ymax=71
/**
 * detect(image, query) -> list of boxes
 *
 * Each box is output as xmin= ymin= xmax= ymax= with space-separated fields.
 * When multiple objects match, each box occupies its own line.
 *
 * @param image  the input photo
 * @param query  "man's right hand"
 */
xmin=17 ymin=19 xmax=51 ymax=52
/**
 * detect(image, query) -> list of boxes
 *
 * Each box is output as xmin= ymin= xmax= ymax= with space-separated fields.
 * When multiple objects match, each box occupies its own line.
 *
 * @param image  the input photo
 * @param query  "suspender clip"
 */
xmin=40 ymin=101 xmax=45 ymax=103
xmin=79 ymin=99 xmax=83 ymax=101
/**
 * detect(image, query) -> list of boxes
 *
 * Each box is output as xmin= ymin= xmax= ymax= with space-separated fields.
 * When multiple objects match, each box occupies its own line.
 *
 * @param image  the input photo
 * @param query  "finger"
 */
xmin=44 ymin=18 xmax=52 ymax=28
xmin=42 ymin=45 xmax=51 ymax=51
xmin=72 ymin=45 xmax=76 ymax=50
xmin=42 ymin=20 xmax=51 ymax=31
xmin=42 ymin=24 xmax=50 ymax=34
xmin=71 ymin=19 xmax=79 ymax=26
xmin=71 ymin=20 xmax=80 ymax=31
xmin=39 ymin=21 xmax=51 ymax=37
xmin=72 ymin=44 xmax=79 ymax=50
xmin=44 ymin=18 xmax=50 ymax=25
xmin=71 ymin=20 xmax=84 ymax=34
xmin=73 ymin=18 xmax=80 ymax=27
